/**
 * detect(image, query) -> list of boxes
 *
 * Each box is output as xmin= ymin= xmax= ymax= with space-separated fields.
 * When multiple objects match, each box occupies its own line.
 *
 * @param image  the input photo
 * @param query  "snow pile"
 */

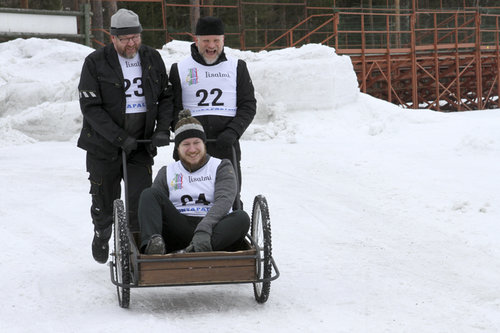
xmin=0 ymin=38 xmax=359 ymax=146
xmin=0 ymin=38 xmax=91 ymax=146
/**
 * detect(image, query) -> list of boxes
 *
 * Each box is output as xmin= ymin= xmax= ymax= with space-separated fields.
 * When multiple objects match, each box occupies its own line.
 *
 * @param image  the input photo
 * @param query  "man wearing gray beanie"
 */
xmin=169 ymin=16 xmax=257 ymax=211
xmin=77 ymin=8 xmax=174 ymax=264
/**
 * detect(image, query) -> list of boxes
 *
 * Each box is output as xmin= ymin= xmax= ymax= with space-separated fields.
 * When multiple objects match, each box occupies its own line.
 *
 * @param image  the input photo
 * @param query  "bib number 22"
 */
xmin=196 ymin=88 xmax=224 ymax=106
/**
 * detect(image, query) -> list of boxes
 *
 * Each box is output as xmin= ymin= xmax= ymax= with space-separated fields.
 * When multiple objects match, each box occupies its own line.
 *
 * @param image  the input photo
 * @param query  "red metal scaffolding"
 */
xmin=85 ymin=1 xmax=500 ymax=111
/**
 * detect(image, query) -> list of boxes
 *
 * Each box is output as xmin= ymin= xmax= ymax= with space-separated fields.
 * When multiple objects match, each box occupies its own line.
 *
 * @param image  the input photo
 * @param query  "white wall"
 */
xmin=0 ymin=13 xmax=77 ymax=34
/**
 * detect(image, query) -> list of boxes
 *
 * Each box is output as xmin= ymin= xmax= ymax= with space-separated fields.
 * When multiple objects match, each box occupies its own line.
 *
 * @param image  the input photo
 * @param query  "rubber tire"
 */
xmin=113 ymin=199 xmax=131 ymax=308
xmin=251 ymin=195 xmax=272 ymax=303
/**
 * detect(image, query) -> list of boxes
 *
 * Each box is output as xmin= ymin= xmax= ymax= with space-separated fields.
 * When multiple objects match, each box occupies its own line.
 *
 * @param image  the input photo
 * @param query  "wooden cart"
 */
xmin=109 ymin=145 xmax=279 ymax=308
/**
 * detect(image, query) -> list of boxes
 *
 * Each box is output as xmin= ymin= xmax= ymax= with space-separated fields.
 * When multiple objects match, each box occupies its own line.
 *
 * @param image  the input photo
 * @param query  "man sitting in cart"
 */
xmin=138 ymin=110 xmax=250 ymax=254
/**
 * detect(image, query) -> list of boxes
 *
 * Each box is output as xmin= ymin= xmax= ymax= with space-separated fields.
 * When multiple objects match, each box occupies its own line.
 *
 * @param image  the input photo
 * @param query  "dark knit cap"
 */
xmin=174 ymin=110 xmax=207 ymax=147
xmin=110 ymin=9 xmax=143 ymax=36
xmin=195 ymin=16 xmax=224 ymax=36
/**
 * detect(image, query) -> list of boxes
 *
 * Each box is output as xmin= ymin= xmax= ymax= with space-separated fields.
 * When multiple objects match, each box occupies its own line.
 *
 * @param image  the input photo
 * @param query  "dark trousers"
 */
xmin=138 ymin=187 xmax=250 ymax=252
xmin=86 ymin=149 xmax=152 ymax=233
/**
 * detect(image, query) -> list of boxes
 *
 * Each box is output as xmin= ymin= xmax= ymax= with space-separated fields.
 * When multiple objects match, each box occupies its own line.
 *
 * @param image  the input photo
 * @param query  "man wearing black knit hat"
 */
xmin=169 ymin=16 xmax=257 ymax=210
xmin=77 ymin=8 xmax=174 ymax=264
xmin=138 ymin=110 xmax=250 ymax=255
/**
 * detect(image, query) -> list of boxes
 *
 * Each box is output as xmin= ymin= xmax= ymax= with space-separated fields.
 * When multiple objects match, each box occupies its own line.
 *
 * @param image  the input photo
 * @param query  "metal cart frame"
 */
xmin=109 ymin=141 xmax=279 ymax=308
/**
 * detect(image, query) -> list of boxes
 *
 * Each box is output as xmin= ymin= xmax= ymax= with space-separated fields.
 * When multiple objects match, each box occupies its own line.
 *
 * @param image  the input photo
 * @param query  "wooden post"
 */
xmin=475 ymin=11 xmax=483 ymax=110
xmin=454 ymin=13 xmax=461 ymax=110
xmin=434 ymin=13 xmax=440 ymax=111
xmin=411 ymin=13 xmax=418 ymax=109
xmin=361 ymin=13 xmax=366 ymax=93
xmin=386 ymin=15 xmax=392 ymax=103
xmin=497 ymin=16 xmax=500 ymax=108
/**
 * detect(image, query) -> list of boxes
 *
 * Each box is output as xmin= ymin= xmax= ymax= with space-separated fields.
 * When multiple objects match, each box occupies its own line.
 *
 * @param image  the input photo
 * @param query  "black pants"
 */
xmin=86 ymin=149 xmax=152 ymax=233
xmin=138 ymin=187 xmax=250 ymax=252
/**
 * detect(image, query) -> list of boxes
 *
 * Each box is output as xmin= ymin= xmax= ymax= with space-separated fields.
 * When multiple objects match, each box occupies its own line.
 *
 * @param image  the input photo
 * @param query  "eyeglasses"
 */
xmin=117 ymin=35 xmax=141 ymax=43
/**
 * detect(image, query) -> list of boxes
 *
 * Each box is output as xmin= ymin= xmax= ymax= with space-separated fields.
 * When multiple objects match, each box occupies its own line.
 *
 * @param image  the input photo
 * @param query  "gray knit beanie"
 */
xmin=110 ymin=9 xmax=143 ymax=36
xmin=174 ymin=110 xmax=207 ymax=147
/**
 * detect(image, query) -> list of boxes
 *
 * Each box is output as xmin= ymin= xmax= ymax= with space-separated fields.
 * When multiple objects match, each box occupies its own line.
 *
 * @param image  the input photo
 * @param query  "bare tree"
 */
xmin=91 ymin=0 xmax=104 ymax=46
xmin=191 ymin=0 xmax=200 ymax=34
xmin=103 ymin=0 xmax=117 ymax=42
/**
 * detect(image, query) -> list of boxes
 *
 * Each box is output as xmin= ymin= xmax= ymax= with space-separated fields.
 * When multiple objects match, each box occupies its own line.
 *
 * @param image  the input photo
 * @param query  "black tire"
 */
xmin=251 ymin=195 xmax=272 ymax=303
xmin=113 ymin=199 xmax=130 ymax=308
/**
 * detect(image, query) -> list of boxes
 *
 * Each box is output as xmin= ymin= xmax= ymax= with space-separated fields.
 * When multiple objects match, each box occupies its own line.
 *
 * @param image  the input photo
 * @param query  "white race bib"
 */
xmin=177 ymin=55 xmax=238 ymax=117
xmin=166 ymin=158 xmax=222 ymax=217
xmin=119 ymin=53 xmax=146 ymax=114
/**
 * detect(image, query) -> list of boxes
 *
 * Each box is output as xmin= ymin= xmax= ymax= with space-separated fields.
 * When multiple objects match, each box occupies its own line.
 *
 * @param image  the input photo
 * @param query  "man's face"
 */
xmin=178 ymin=137 xmax=206 ymax=170
xmin=195 ymin=35 xmax=224 ymax=64
xmin=112 ymin=34 xmax=141 ymax=59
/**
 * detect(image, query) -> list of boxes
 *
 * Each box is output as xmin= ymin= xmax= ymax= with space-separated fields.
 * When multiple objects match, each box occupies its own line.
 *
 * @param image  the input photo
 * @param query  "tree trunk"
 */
xmin=104 ymin=0 xmax=117 ymax=42
xmin=191 ymin=0 xmax=200 ymax=35
xmin=91 ymin=0 xmax=104 ymax=46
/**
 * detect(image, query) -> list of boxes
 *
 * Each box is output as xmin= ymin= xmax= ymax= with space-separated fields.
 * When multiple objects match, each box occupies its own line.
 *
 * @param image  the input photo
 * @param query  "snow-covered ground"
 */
xmin=1 ymin=38 xmax=500 ymax=332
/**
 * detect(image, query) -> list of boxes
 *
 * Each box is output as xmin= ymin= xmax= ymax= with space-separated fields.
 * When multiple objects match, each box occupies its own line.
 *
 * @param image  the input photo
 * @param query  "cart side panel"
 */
xmin=139 ymin=265 xmax=256 ymax=286
xmin=138 ymin=250 xmax=257 ymax=286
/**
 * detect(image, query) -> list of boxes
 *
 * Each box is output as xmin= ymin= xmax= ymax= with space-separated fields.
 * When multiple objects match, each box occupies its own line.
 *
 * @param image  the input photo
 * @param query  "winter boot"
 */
xmin=92 ymin=225 xmax=112 ymax=264
xmin=145 ymin=234 xmax=166 ymax=255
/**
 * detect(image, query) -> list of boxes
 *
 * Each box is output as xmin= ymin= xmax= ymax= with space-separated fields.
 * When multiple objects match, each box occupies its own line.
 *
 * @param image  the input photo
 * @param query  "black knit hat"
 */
xmin=195 ymin=16 xmax=224 ymax=36
xmin=174 ymin=110 xmax=207 ymax=147
xmin=110 ymin=9 xmax=143 ymax=36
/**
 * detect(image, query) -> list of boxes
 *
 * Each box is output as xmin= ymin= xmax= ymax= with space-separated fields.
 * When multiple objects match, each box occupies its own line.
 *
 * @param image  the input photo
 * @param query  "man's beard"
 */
xmin=121 ymin=49 xmax=138 ymax=59
xmin=202 ymin=51 xmax=221 ymax=65
xmin=203 ymin=56 xmax=217 ymax=65
xmin=119 ymin=43 xmax=140 ymax=59
xmin=180 ymin=153 xmax=207 ymax=172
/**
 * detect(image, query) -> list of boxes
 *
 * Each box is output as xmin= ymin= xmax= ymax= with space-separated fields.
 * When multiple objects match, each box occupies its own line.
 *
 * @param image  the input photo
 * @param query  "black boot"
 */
xmin=144 ymin=234 xmax=166 ymax=255
xmin=92 ymin=225 xmax=112 ymax=264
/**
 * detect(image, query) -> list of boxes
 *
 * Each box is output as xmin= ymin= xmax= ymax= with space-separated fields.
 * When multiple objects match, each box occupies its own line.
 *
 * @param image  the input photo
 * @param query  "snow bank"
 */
xmin=0 ymin=38 xmax=360 ymax=145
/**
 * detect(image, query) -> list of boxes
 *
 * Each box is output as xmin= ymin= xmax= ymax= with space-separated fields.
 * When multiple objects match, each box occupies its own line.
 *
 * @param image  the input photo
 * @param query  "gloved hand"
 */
xmin=216 ymin=128 xmax=238 ymax=152
xmin=151 ymin=131 xmax=170 ymax=147
xmin=121 ymin=136 xmax=137 ymax=155
xmin=185 ymin=231 xmax=212 ymax=252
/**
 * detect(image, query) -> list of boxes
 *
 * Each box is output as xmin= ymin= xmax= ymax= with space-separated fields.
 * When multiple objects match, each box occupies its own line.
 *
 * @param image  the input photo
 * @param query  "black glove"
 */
xmin=151 ymin=131 xmax=170 ymax=147
xmin=216 ymin=128 xmax=238 ymax=152
xmin=185 ymin=231 xmax=212 ymax=252
xmin=121 ymin=136 xmax=137 ymax=155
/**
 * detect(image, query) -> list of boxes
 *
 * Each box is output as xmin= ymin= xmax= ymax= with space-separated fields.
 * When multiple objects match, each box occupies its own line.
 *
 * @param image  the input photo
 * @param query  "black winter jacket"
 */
xmin=169 ymin=43 xmax=256 ymax=160
xmin=77 ymin=43 xmax=173 ymax=160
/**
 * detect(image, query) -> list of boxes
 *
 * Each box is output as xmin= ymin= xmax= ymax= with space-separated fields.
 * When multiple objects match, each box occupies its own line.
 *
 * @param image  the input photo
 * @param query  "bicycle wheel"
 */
xmin=113 ymin=199 xmax=131 ymax=308
xmin=251 ymin=195 xmax=272 ymax=303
